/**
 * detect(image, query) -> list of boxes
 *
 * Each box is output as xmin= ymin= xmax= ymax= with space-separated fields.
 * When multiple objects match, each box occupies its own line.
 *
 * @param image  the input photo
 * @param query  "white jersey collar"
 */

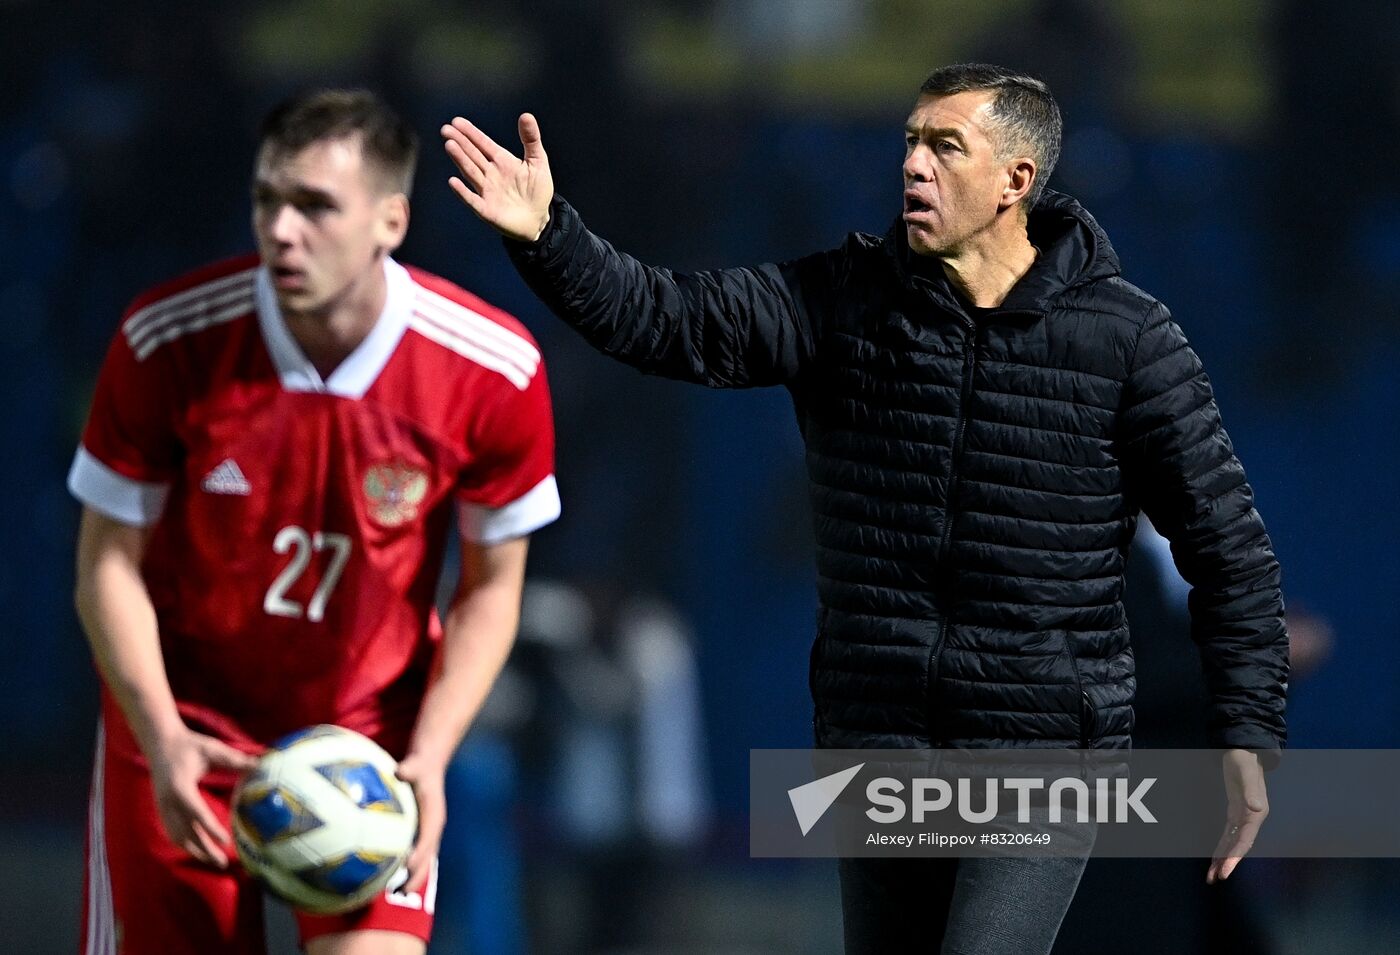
xmin=255 ymin=257 xmax=412 ymax=399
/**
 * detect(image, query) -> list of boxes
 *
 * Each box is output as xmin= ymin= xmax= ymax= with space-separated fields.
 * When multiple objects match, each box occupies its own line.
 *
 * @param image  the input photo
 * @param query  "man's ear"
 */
xmin=375 ymin=193 xmax=410 ymax=250
xmin=1001 ymin=158 xmax=1037 ymax=211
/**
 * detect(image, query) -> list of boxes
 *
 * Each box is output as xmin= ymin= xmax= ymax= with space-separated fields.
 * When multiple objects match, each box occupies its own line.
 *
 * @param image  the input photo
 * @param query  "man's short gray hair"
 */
xmin=920 ymin=63 xmax=1062 ymax=209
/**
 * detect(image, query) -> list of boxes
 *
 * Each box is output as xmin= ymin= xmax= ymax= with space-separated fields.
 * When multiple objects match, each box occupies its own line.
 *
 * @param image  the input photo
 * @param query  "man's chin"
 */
xmin=905 ymin=224 xmax=943 ymax=257
xmin=273 ymin=288 xmax=321 ymax=315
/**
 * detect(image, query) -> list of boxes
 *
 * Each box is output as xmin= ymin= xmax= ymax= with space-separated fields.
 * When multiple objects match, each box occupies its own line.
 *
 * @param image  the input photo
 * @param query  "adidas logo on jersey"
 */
xmin=202 ymin=459 xmax=251 ymax=495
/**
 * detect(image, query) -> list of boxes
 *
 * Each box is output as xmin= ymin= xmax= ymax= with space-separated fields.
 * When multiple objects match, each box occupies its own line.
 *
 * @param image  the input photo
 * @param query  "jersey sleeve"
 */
xmin=456 ymin=358 xmax=560 ymax=545
xmin=68 ymin=322 xmax=181 ymax=526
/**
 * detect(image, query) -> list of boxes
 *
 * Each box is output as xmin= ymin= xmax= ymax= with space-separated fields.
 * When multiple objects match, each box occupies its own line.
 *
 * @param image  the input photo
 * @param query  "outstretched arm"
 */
xmin=443 ymin=114 xmax=832 ymax=388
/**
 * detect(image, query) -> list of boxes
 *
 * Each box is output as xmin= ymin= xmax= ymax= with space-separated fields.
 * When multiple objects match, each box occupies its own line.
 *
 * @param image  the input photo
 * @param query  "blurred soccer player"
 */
xmin=70 ymin=89 xmax=559 ymax=954
xmin=443 ymin=62 xmax=1287 ymax=954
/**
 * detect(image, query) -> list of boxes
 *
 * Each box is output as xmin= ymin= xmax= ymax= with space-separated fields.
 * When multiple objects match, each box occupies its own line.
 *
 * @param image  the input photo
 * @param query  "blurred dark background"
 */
xmin=3 ymin=0 xmax=1398 ymax=951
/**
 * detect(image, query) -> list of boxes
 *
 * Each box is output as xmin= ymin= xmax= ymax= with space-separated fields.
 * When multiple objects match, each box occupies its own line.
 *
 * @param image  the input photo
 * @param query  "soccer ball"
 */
xmin=231 ymin=725 xmax=419 ymax=915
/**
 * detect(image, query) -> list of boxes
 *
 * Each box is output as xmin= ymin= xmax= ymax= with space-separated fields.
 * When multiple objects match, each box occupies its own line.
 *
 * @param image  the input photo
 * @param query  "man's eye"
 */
xmin=905 ymin=135 xmax=919 ymax=147
xmin=936 ymin=141 xmax=959 ymax=154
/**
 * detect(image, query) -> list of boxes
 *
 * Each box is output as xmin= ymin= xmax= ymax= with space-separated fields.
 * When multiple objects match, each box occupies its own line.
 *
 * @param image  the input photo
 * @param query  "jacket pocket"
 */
xmin=1079 ymin=689 xmax=1098 ymax=748
xmin=1051 ymin=629 xmax=1095 ymax=747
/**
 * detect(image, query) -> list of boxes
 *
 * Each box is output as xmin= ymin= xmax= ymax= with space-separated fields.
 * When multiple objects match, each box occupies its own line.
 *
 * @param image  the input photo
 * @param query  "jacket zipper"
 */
xmin=926 ymin=317 xmax=979 ymax=741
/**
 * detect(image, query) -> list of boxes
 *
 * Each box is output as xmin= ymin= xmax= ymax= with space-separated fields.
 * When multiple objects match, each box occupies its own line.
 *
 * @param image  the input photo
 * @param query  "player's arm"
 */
xmin=442 ymin=114 xmax=834 ymax=389
xmin=396 ymin=534 xmax=530 ymax=893
xmin=74 ymin=507 xmax=256 ymax=867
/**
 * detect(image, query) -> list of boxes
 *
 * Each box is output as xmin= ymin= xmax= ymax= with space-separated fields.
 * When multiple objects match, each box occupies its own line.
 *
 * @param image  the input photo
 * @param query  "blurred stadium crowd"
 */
xmin=3 ymin=0 xmax=1399 ymax=951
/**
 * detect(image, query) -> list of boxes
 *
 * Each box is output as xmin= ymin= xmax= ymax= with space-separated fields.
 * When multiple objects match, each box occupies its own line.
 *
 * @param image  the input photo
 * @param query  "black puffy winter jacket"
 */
xmin=507 ymin=191 xmax=1289 ymax=758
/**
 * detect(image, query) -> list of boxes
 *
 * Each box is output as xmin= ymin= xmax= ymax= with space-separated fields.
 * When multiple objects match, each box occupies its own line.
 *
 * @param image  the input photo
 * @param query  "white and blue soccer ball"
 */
xmin=232 ymin=725 xmax=419 ymax=915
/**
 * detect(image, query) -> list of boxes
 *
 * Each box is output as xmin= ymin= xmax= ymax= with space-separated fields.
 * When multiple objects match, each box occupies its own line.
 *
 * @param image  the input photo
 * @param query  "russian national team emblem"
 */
xmin=362 ymin=461 xmax=429 ymax=527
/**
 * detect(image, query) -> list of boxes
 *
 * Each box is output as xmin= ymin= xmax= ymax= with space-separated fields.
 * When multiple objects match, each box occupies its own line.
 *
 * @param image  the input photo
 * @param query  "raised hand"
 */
xmin=442 ymin=113 xmax=554 ymax=242
xmin=149 ymin=728 xmax=258 ymax=868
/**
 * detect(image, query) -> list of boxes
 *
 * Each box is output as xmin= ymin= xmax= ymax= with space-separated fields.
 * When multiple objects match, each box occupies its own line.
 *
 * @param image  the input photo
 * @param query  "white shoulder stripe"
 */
xmin=125 ymin=284 xmax=255 ymax=354
xmin=408 ymin=315 xmax=533 ymax=390
xmin=414 ymin=288 xmax=541 ymax=369
xmin=412 ymin=298 xmax=541 ymax=376
xmin=122 ymin=268 xmax=257 ymax=339
xmin=132 ymin=295 xmax=254 ymax=361
xmin=410 ymin=306 xmax=538 ymax=382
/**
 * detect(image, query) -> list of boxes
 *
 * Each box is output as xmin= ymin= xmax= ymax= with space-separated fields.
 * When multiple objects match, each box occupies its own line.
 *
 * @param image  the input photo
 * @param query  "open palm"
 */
xmin=441 ymin=113 xmax=554 ymax=242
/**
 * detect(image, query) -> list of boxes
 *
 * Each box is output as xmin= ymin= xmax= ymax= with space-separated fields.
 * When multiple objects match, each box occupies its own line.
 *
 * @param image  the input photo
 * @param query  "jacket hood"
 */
xmin=885 ymin=188 xmax=1122 ymax=315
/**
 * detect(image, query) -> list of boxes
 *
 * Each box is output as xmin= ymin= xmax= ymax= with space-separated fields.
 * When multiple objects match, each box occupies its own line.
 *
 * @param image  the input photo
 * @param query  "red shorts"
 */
xmin=80 ymin=721 xmax=436 ymax=954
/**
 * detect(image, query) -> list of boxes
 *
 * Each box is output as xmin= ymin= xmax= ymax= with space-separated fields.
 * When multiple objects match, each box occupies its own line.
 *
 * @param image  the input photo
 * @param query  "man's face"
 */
xmin=252 ymin=136 xmax=405 ymax=316
xmin=902 ymin=91 xmax=1021 ymax=257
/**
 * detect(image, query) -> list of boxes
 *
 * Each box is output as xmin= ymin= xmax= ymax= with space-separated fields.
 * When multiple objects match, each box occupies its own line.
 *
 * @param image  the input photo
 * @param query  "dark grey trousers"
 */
xmin=838 ymin=854 xmax=1089 ymax=954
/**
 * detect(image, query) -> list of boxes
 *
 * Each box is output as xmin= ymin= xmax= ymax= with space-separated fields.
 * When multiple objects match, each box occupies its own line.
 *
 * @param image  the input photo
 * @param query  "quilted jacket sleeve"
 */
xmin=1118 ymin=304 xmax=1289 ymax=762
xmin=505 ymin=197 xmax=834 ymax=388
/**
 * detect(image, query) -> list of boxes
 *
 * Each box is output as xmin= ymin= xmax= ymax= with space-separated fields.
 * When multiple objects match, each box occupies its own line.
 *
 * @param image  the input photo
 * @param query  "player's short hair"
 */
xmin=919 ymin=63 xmax=1061 ymax=209
xmin=258 ymin=88 xmax=419 ymax=196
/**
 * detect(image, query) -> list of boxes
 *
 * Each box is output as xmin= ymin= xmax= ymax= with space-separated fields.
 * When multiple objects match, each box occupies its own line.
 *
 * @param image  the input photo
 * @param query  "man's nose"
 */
xmin=265 ymin=204 xmax=300 ymax=244
xmin=903 ymin=149 xmax=932 ymax=182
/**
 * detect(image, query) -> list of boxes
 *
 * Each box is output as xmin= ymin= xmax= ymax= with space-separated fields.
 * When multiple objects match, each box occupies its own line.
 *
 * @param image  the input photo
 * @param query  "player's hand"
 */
xmin=149 ymin=728 xmax=258 ymax=869
xmin=441 ymin=113 xmax=554 ymax=242
xmin=1207 ymin=749 xmax=1269 ymax=884
xmin=394 ymin=753 xmax=446 ymax=896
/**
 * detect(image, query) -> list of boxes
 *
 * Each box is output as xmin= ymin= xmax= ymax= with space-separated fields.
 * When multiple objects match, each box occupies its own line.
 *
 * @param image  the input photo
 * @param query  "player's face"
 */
xmin=901 ymin=91 xmax=1025 ymax=257
xmin=252 ymin=137 xmax=408 ymax=316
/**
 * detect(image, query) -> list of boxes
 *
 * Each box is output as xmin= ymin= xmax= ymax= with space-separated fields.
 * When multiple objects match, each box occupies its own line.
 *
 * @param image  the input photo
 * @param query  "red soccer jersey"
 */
xmin=69 ymin=255 xmax=559 ymax=761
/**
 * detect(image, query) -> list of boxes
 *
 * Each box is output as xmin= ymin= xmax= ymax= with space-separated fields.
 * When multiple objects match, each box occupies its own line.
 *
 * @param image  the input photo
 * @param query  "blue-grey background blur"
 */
xmin=4 ymin=0 xmax=1398 ymax=952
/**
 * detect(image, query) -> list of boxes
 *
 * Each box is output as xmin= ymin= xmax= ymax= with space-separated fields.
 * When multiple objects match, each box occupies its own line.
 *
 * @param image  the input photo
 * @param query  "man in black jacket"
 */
xmin=441 ymin=63 xmax=1288 ymax=954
